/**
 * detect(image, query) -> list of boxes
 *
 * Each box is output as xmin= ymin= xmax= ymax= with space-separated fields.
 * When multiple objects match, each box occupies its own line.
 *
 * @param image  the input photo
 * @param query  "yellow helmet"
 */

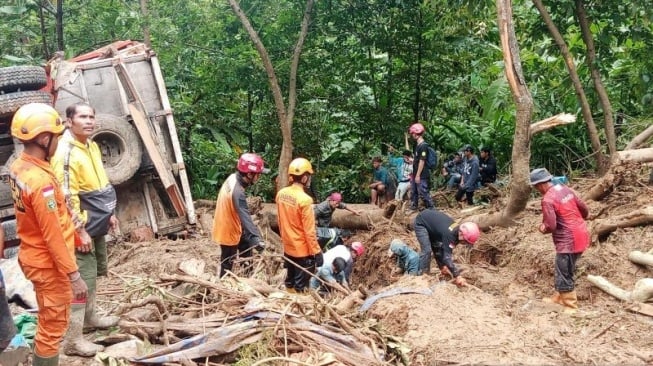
xmin=288 ymin=157 xmax=313 ymax=176
xmin=11 ymin=103 xmax=64 ymax=141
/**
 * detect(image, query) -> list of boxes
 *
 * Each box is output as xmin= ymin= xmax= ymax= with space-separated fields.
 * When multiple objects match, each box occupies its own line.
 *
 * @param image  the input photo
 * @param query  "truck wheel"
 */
xmin=0 ymin=66 xmax=47 ymax=93
xmin=0 ymin=91 xmax=52 ymax=120
xmin=93 ymin=114 xmax=143 ymax=185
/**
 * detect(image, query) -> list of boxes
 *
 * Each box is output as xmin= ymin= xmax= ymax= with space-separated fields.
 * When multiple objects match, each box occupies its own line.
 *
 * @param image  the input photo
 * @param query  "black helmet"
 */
xmin=333 ymin=257 xmax=347 ymax=274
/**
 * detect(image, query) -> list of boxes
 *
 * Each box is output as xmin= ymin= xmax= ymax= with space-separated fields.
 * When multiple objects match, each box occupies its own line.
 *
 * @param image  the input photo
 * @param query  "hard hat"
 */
xmin=329 ymin=192 xmax=343 ymax=202
xmin=333 ymin=257 xmax=347 ymax=274
xmin=408 ymin=122 xmax=425 ymax=135
xmin=529 ymin=168 xmax=553 ymax=186
xmin=11 ymin=103 xmax=64 ymax=141
xmin=351 ymin=241 xmax=364 ymax=256
xmin=288 ymin=157 xmax=313 ymax=175
xmin=237 ymin=153 xmax=269 ymax=174
xmin=459 ymin=222 xmax=480 ymax=245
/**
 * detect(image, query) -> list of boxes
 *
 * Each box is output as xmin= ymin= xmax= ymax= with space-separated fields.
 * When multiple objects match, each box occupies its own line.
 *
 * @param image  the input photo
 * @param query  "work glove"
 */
xmin=314 ymin=252 xmax=324 ymax=267
xmin=255 ymin=241 xmax=267 ymax=253
xmin=453 ymin=276 xmax=467 ymax=288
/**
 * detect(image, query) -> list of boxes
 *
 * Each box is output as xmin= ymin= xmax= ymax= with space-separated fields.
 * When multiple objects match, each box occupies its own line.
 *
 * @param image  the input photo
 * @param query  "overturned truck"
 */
xmin=0 ymin=41 xmax=195 ymax=247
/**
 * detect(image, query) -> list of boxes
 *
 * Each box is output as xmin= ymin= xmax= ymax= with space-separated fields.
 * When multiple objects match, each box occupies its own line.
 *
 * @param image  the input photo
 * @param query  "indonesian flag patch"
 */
xmin=42 ymin=185 xmax=54 ymax=197
xmin=43 ymin=185 xmax=56 ymax=211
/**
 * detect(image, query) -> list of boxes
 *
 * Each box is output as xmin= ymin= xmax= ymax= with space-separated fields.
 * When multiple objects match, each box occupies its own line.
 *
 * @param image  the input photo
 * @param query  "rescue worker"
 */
xmin=212 ymin=153 xmax=269 ymax=278
xmin=50 ymin=103 xmax=119 ymax=357
xmin=276 ymin=158 xmax=323 ymax=293
xmin=313 ymin=192 xmax=360 ymax=228
xmin=316 ymin=227 xmax=352 ymax=252
xmin=530 ymin=168 xmax=590 ymax=313
xmin=322 ymin=241 xmax=364 ymax=283
xmin=388 ymin=239 xmax=421 ymax=276
xmin=309 ymin=257 xmax=349 ymax=294
xmin=387 ymin=147 xmax=413 ymax=200
xmin=9 ymin=103 xmax=88 ymax=366
xmin=413 ymin=209 xmax=480 ymax=286
xmin=407 ymin=122 xmax=434 ymax=212
xmin=456 ymin=145 xmax=479 ymax=207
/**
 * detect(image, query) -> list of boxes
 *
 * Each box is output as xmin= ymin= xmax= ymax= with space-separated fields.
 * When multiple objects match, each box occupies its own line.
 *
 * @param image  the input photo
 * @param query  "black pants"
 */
xmin=0 ymin=276 xmax=16 ymax=352
xmin=455 ymin=188 xmax=474 ymax=205
xmin=554 ymin=252 xmax=582 ymax=292
xmin=219 ymin=242 xmax=253 ymax=278
xmin=284 ymin=254 xmax=315 ymax=292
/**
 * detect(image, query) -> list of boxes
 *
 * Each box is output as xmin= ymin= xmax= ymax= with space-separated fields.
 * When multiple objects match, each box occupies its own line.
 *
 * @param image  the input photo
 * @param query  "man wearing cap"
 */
xmin=455 ymin=145 xmax=479 ymax=207
xmin=213 ymin=153 xmax=269 ymax=278
xmin=313 ymin=192 xmax=360 ymax=228
xmin=387 ymin=147 xmax=413 ymax=200
xmin=530 ymin=168 xmax=589 ymax=313
xmin=413 ymin=209 xmax=480 ymax=287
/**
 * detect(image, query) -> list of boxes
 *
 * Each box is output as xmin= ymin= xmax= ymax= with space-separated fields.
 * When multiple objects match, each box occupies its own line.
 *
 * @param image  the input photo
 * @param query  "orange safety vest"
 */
xmin=212 ymin=173 xmax=242 ymax=246
xmin=276 ymin=184 xmax=320 ymax=258
xmin=9 ymin=152 xmax=77 ymax=274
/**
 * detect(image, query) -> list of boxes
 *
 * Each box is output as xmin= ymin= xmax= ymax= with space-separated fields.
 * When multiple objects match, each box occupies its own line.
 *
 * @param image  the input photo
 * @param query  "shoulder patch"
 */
xmin=46 ymin=198 xmax=57 ymax=212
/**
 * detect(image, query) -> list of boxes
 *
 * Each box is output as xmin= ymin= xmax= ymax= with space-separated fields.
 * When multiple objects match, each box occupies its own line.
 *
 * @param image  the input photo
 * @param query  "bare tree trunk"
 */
xmin=56 ymin=0 xmax=64 ymax=51
xmin=532 ymin=0 xmax=607 ymax=174
xmin=478 ymin=0 xmax=534 ymax=229
xmin=37 ymin=1 xmax=50 ymax=59
xmin=576 ymin=0 xmax=617 ymax=171
xmin=625 ymin=122 xmax=653 ymax=150
xmin=227 ymin=0 xmax=315 ymax=187
xmin=140 ymin=0 xmax=152 ymax=48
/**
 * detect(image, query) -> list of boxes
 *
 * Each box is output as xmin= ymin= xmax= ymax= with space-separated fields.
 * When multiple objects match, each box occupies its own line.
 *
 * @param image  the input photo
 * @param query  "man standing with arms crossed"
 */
xmin=51 ymin=103 xmax=119 ymax=356
xmin=212 ymin=153 xmax=268 ymax=278
xmin=276 ymin=158 xmax=323 ymax=293
xmin=9 ymin=103 xmax=88 ymax=366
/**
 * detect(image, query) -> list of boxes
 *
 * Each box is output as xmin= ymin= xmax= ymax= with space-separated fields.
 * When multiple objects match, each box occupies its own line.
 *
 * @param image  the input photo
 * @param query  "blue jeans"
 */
xmin=411 ymin=179 xmax=433 ymax=209
xmin=447 ymin=174 xmax=461 ymax=189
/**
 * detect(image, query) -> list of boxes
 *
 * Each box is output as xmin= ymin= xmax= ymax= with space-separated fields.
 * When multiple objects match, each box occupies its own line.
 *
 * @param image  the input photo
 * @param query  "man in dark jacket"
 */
xmin=479 ymin=147 xmax=497 ymax=185
xmin=413 ymin=209 xmax=480 ymax=286
xmin=455 ymin=145 xmax=479 ymax=207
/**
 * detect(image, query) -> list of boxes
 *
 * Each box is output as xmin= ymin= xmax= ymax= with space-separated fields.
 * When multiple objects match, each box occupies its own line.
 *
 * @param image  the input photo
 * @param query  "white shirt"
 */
xmin=322 ymin=245 xmax=352 ymax=268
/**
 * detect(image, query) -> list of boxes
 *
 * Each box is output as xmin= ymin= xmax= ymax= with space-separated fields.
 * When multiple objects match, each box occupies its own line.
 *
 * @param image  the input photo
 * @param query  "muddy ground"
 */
xmin=41 ymin=169 xmax=653 ymax=365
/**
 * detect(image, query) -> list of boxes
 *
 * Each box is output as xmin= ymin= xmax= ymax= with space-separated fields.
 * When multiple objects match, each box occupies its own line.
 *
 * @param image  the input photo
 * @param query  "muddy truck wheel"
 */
xmin=0 ymin=91 xmax=52 ymax=122
xmin=93 ymin=114 xmax=143 ymax=185
xmin=0 ymin=66 xmax=47 ymax=93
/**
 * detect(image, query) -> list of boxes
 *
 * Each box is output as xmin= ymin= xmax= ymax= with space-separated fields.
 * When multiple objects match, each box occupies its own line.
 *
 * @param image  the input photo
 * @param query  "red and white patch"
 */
xmin=42 ymin=185 xmax=54 ymax=197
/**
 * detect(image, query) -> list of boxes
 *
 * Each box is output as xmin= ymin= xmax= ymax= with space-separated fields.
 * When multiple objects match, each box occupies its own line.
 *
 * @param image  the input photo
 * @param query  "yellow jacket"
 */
xmin=276 ymin=184 xmax=321 ymax=258
xmin=51 ymin=131 xmax=112 ymax=226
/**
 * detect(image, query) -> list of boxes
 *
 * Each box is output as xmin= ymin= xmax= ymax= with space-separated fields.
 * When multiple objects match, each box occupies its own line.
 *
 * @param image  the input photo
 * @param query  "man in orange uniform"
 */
xmin=276 ymin=158 xmax=323 ymax=293
xmin=212 ymin=153 xmax=269 ymax=278
xmin=9 ymin=103 xmax=88 ymax=366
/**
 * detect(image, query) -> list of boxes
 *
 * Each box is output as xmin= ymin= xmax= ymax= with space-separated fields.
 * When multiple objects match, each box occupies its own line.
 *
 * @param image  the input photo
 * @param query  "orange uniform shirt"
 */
xmin=276 ymin=184 xmax=320 ymax=258
xmin=9 ymin=152 xmax=77 ymax=274
xmin=212 ymin=173 xmax=242 ymax=246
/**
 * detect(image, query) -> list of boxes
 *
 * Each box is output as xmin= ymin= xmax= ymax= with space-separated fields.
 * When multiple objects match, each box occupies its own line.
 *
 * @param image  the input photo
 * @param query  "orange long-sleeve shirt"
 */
xmin=9 ymin=152 xmax=78 ymax=275
xmin=276 ymin=184 xmax=321 ymax=258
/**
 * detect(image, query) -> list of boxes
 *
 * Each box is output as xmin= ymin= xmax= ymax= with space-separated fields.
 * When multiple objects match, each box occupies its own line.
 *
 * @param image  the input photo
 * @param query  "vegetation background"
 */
xmin=2 ymin=0 xmax=651 ymax=202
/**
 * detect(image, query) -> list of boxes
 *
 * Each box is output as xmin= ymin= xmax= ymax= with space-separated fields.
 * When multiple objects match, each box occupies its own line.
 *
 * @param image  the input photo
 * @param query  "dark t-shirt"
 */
xmin=413 ymin=142 xmax=431 ymax=179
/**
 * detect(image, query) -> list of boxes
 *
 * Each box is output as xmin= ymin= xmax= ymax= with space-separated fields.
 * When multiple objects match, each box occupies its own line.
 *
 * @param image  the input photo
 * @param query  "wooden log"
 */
xmin=529 ymin=113 xmax=576 ymax=137
xmin=592 ymin=206 xmax=653 ymax=238
xmin=334 ymin=290 xmax=365 ymax=314
xmin=587 ymin=275 xmax=653 ymax=303
xmin=628 ymin=250 xmax=653 ymax=267
xmin=259 ymin=203 xmax=397 ymax=230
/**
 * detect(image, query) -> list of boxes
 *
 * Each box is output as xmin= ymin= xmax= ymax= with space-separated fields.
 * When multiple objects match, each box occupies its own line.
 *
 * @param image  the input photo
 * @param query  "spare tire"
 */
xmin=0 ymin=66 xmax=48 ymax=93
xmin=0 ymin=91 xmax=52 ymax=120
xmin=92 ymin=114 xmax=143 ymax=185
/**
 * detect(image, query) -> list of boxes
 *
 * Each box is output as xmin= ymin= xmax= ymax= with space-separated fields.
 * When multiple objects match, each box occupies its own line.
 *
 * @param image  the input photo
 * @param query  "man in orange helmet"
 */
xmin=212 ymin=153 xmax=269 ymax=278
xmin=9 ymin=103 xmax=88 ymax=366
xmin=276 ymin=158 xmax=323 ymax=293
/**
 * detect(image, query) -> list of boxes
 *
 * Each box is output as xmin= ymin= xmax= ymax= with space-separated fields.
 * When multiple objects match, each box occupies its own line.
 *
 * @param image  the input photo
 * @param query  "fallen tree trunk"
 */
xmin=585 ymin=148 xmax=653 ymax=201
xmin=259 ymin=203 xmax=403 ymax=230
xmin=628 ymin=250 xmax=653 ymax=267
xmin=587 ymin=275 xmax=653 ymax=303
xmin=592 ymin=206 xmax=653 ymax=239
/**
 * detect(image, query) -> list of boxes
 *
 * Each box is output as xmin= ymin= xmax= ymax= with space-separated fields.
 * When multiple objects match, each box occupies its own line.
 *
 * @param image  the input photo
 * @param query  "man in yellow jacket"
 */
xmin=212 ymin=153 xmax=268 ymax=278
xmin=9 ymin=103 xmax=88 ymax=366
xmin=276 ymin=158 xmax=323 ymax=293
xmin=51 ymin=103 xmax=119 ymax=357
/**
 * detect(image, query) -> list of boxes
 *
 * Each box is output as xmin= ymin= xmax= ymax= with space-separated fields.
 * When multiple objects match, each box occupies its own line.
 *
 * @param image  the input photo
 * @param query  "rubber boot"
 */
xmin=32 ymin=352 xmax=59 ymax=366
xmin=84 ymin=291 xmax=119 ymax=329
xmin=560 ymin=291 xmax=578 ymax=314
xmin=542 ymin=292 xmax=563 ymax=305
xmin=62 ymin=303 xmax=104 ymax=357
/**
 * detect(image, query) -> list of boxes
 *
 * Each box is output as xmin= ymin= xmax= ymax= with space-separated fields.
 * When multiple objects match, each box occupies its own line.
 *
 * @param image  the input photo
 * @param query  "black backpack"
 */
xmin=426 ymin=146 xmax=438 ymax=169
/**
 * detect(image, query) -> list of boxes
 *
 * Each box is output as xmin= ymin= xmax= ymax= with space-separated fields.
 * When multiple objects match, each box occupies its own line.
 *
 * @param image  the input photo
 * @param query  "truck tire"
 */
xmin=0 ymin=66 xmax=47 ymax=93
xmin=0 ymin=91 xmax=52 ymax=120
xmin=93 ymin=114 xmax=143 ymax=185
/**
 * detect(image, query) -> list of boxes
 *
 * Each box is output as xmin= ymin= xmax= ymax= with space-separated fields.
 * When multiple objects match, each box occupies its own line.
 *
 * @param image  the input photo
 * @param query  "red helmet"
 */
xmin=237 ymin=153 xmax=267 ymax=174
xmin=459 ymin=222 xmax=480 ymax=245
xmin=351 ymin=242 xmax=364 ymax=256
xmin=329 ymin=192 xmax=343 ymax=202
xmin=408 ymin=122 xmax=425 ymax=135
